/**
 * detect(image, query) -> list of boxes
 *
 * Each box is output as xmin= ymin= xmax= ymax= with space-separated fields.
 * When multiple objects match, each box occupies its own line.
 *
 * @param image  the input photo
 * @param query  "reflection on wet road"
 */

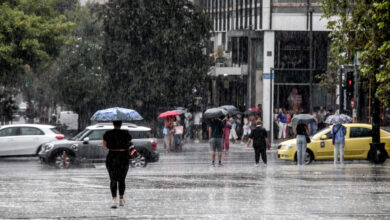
xmin=1 ymin=142 xmax=390 ymax=219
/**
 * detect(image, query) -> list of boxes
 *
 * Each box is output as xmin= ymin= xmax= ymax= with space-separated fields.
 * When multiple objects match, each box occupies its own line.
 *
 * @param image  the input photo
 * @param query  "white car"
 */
xmin=0 ymin=124 xmax=64 ymax=156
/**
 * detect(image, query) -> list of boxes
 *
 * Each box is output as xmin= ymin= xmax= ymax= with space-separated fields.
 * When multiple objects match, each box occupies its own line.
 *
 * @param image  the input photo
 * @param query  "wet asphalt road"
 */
xmin=1 ymin=141 xmax=390 ymax=219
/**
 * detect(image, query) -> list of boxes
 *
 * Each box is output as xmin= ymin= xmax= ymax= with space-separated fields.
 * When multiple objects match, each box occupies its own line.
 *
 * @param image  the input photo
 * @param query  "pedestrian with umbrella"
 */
xmin=204 ymin=108 xmax=228 ymax=166
xmin=292 ymin=114 xmax=315 ymax=165
xmin=326 ymin=114 xmax=350 ymax=165
xmin=158 ymin=111 xmax=181 ymax=153
xmin=90 ymin=107 xmax=143 ymax=208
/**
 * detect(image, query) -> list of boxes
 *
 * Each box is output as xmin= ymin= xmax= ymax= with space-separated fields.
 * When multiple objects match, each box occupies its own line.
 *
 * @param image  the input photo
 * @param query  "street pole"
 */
xmin=368 ymin=11 xmax=386 ymax=164
xmin=270 ymin=68 xmax=273 ymax=145
xmin=309 ymin=9 xmax=314 ymax=113
xmin=369 ymin=74 xmax=386 ymax=163
xmin=339 ymin=67 xmax=343 ymax=114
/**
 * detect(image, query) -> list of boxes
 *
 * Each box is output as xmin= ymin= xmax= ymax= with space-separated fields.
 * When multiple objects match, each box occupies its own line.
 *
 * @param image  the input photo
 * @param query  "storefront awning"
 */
xmin=208 ymin=65 xmax=248 ymax=77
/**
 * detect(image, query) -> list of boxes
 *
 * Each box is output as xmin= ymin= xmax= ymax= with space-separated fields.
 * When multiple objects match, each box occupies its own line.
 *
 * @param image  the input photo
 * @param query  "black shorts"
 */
xmin=193 ymin=125 xmax=201 ymax=131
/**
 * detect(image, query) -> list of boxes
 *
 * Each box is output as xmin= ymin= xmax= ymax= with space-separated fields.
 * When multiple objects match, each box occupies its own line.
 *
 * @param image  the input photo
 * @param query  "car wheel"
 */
xmin=295 ymin=150 xmax=314 ymax=165
xmin=305 ymin=150 xmax=314 ymax=165
xmin=53 ymin=150 xmax=74 ymax=169
xmin=130 ymin=151 xmax=148 ymax=168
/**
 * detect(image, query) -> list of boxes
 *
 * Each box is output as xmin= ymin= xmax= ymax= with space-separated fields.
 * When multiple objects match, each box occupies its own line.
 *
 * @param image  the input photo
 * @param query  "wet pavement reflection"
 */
xmin=1 ymin=142 xmax=390 ymax=219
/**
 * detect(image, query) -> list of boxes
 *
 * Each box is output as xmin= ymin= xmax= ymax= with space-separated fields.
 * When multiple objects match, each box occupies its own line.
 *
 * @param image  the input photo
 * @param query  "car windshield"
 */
xmin=50 ymin=128 xmax=62 ymax=134
xmin=70 ymin=129 xmax=90 ymax=141
xmin=311 ymin=127 xmax=331 ymax=140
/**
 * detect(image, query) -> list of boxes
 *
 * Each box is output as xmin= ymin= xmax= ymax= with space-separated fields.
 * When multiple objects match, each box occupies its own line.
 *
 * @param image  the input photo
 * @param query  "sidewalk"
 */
xmin=156 ymin=137 xmax=288 ymax=153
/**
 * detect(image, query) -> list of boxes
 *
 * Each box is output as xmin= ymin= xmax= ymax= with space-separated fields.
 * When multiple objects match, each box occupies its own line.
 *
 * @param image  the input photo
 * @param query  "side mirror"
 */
xmin=83 ymin=137 xmax=89 ymax=144
xmin=320 ymin=135 xmax=327 ymax=140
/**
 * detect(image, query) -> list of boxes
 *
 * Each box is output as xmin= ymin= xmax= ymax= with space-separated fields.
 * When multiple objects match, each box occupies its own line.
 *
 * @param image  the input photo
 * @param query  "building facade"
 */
xmin=199 ymin=0 xmax=332 ymax=133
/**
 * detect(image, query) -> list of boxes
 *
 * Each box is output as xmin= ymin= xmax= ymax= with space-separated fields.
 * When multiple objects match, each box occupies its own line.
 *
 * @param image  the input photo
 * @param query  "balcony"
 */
xmin=208 ymin=56 xmax=248 ymax=77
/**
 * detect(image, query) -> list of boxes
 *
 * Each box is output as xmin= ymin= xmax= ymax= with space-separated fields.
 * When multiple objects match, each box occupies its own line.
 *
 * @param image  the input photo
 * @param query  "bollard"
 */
xmin=62 ymin=151 xmax=67 ymax=169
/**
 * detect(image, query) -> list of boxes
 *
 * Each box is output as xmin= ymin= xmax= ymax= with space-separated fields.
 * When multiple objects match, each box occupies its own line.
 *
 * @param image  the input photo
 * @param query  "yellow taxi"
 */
xmin=277 ymin=123 xmax=390 ymax=164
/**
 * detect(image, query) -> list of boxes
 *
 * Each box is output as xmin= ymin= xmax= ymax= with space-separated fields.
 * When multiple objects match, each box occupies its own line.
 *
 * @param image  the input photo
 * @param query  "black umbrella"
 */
xmin=219 ymin=105 xmax=237 ymax=115
xmin=244 ymin=110 xmax=259 ymax=116
xmin=204 ymin=108 xmax=228 ymax=119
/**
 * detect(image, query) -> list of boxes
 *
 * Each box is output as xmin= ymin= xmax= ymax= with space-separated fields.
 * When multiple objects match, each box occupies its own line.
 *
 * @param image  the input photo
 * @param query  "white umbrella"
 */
xmin=325 ymin=114 xmax=352 ymax=124
xmin=291 ymin=114 xmax=316 ymax=125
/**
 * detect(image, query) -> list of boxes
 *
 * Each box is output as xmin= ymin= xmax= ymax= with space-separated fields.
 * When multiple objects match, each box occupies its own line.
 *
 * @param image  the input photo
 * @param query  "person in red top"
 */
xmin=286 ymin=112 xmax=292 ymax=138
xmin=103 ymin=120 xmax=132 ymax=209
xmin=222 ymin=117 xmax=232 ymax=152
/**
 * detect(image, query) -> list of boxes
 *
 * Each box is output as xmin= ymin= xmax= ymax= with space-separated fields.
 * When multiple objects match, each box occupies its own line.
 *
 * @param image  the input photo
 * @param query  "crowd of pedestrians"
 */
xmin=160 ymin=105 xmax=349 ymax=167
xmin=103 ymin=107 xmax=349 ymax=208
xmin=273 ymin=106 xmax=335 ymax=141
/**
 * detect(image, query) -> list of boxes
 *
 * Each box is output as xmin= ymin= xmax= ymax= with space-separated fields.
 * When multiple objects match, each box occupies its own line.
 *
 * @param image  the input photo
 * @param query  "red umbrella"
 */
xmin=158 ymin=111 xmax=181 ymax=119
xmin=248 ymin=108 xmax=262 ymax=113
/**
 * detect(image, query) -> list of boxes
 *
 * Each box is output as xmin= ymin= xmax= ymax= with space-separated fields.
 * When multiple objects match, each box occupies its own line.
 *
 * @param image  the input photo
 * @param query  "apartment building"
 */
xmin=199 ymin=0 xmax=331 ymax=132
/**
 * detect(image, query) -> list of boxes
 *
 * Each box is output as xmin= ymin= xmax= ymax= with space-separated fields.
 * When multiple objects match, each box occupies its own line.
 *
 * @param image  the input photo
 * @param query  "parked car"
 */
xmin=38 ymin=123 xmax=159 ymax=168
xmin=0 ymin=124 xmax=64 ymax=157
xmin=277 ymin=123 xmax=390 ymax=164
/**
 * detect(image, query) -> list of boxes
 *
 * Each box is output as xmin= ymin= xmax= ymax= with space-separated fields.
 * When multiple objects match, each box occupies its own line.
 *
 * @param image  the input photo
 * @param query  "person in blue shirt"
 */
xmin=277 ymin=108 xmax=287 ymax=140
xmin=331 ymin=123 xmax=347 ymax=165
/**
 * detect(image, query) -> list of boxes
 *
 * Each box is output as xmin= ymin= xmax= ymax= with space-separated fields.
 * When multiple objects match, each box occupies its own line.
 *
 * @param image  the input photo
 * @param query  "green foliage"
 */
xmin=320 ymin=0 xmax=390 ymax=106
xmin=101 ymin=0 xmax=212 ymax=119
xmin=315 ymin=47 xmax=339 ymax=106
xmin=49 ymin=5 xmax=108 ymax=129
xmin=0 ymin=0 xmax=75 ymax=87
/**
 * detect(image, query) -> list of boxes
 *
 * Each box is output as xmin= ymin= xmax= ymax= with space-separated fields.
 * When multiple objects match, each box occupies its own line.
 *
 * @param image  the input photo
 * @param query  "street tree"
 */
xmin=101 ymin=0 xmax=212 ymax=120
xmin=320 ymin=0 xmax=390 ymax=163
xmin=0 ymin=0 xmax=75 ymax=123
xmin=51 ymin=5 xmax=108 ymax=129
xmin=0 ymin=0 xmax=75 ymax=87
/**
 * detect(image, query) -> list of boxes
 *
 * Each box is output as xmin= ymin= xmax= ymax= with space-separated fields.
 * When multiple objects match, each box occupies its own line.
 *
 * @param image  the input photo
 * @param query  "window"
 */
xmin=129 ymin=131 xmax=151 ymax=139
xmin=70 ymin=129 xmax=90 ymax=141
xmin=50 ymin=128 xmax=62 ymax=134
xmin=350 ymin=127 xmax=372 ymax=138
xmin=20 ymin=127 xmax=44 ymax=135
xmin=325 ymin=132 xmax=332 ymax=139
xmin=88 ymin=130 xmax=108 ymax=140
xmin=0 ymin=127 xmax=18 ymax=137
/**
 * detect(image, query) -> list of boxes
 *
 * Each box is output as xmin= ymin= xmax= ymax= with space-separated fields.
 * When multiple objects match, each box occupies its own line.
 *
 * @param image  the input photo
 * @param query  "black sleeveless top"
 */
xmin=296 ymin=124 xmax=307 ymax=135
xmin=103 ymin=129 xmax=132 ymax=149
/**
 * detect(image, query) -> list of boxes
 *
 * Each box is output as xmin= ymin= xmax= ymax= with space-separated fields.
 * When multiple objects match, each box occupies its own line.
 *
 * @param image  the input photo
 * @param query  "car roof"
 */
xmin=86 ymin=123 xmax=151 ymax=131
xmin=0 ymin=124 xmax=55 ymax=129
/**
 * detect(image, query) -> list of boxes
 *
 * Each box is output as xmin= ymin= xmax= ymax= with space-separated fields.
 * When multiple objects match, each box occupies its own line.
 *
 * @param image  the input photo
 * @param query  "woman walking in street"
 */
xmin=222 ymin=117 xmax=232 ymax=152
xmin=163 ymin=116 xmax=175 ymax=153
xmin=229 ymin=117 xmax=238 ymax=144
xmin=294 ymin=122 xmax=309 ymax=165
xmin=103 ymin=120 xmax=132 ymax=208
xmin=332 ymin=123 xmax=346 ymax=165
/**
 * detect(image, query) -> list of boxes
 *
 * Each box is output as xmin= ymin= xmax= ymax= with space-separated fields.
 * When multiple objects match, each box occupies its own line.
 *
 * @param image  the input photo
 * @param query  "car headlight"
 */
xmin=44 ymin=144 xmax=54 ymax=152
xmin=281 ymin=144 xmax=294 ymax=150
xmin=71 ymin=144 xmax=79 ymax=151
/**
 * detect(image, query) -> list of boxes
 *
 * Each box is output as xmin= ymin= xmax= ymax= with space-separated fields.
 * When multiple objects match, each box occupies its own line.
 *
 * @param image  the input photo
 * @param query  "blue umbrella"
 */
xmin=90 ymin=107 xmax=143 ymax=121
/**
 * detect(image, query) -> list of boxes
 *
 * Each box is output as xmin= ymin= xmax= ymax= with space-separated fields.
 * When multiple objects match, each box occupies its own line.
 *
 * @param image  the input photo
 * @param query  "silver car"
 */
xmin=38 ymin=123 xmax=159 ymax=168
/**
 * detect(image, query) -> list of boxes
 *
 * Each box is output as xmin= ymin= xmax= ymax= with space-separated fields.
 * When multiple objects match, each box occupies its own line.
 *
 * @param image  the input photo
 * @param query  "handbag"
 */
xmin=163 ymin=127 xmax=168 ymax=135
xmin=305 ymin=133 xmax=311 ymax=143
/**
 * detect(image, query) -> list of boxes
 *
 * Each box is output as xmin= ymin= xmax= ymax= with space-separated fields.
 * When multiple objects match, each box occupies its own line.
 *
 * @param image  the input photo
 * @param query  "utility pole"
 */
xmin=309 ymin=8 xmax=314 ymax=113
xmin=368 ymin=21 xmax=386 ymax=163
xmin=339 ymin=67 xmax=344 ymax=114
